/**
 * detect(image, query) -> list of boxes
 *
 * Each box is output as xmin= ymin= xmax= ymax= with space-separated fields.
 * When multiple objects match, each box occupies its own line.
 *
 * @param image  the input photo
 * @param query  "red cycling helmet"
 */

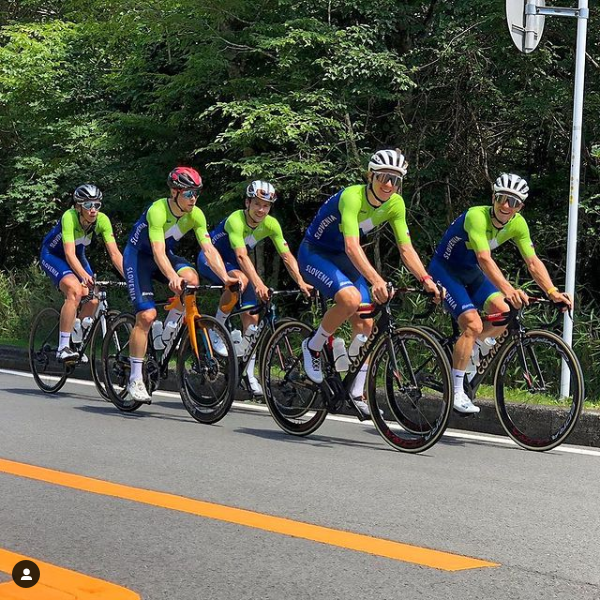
xmin=167 ymin=167 xmax=203 ymax=191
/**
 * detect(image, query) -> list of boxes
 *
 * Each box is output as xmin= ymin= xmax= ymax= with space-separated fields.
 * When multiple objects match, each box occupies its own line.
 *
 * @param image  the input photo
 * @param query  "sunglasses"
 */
xmin=373 ymin=172 xmax=403 ymax=189
xmin=80 ymin=201 xmax=102 ymax=211
xmin=181 ymin=190 xmax=200 ymax=199
xmin=494 ymin=194 xmax=523 ymax=209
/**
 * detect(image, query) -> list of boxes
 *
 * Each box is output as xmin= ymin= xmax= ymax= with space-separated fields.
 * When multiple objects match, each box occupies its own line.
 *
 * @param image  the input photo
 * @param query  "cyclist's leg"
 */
xmin=124 ymin=247 xmax=159 ymax=401
xmin=41 ymin=251 xmax=88 ymax=358
xmin=429 ymin=258 xmax=481 ymax=413
xmin=298 ymin=241 xmax=364 ymax=382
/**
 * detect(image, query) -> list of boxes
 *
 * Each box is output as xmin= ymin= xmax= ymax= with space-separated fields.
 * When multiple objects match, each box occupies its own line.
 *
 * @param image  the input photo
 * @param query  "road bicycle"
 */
xmin=418 ymin=299 xmax=584 ymax=451
xmin=29 ymin=280 xmax=127 ymax=398
xmin=261 ymin=286 xmax=453 ymax=453
xmin=101 ymin=284 xmax=238 ymax=424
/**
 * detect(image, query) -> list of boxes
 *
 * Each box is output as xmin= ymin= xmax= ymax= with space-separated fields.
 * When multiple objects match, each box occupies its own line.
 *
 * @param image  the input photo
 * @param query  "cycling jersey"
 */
xmin=210 ymin=210 xmax=289 ymax=264
xmin=42 ymin=209 xmax=115 ymax=259
xmin=127 ymin=198 xmax=210 ymax=255
xmin=434 ymin=205 xmax=535 ymax=267
xmin=197 ymin=210 xmax=289 ymax=308
xmin=303 ymin=184 xmax=411 ymax=253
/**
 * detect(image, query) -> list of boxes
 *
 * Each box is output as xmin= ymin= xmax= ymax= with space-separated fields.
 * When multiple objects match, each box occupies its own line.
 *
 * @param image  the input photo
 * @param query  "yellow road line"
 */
xmin=0 ymin=458 xmax=498 ymax=571
xmin=0 ymin=548 xmax=140 ymax=599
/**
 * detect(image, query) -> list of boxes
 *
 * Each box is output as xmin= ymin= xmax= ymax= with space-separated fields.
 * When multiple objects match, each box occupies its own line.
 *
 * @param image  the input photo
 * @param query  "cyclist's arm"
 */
xmin=398 ymin=243 xmax=433 ymax=283
xmin=524 ymin=255 xmax=563 ymax=298
xmin=104 ymin=241 xmax=124 ymax=278
xmin=150 ymin=241 xmax=179 ymax=281
xmin=225 ymin=216 xmax=266 ymax=291
xmin=233 ymin=245 xmax=266 ymax=290
xmin=344 ymin=236 xmax=384 ymax=285
xmin=280 ymin=251 xmax=312 ymax=294
xmin=202 ymin=240 xmax=231 ymax=283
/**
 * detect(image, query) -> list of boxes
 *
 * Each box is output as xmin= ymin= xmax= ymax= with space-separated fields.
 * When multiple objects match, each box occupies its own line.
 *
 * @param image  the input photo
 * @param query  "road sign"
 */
xmin=506 ymin=0 xmax=546 ymax=53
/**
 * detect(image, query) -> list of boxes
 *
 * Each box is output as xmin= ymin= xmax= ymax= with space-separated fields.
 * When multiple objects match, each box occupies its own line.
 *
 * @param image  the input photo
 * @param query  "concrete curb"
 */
xmin=5 ymin=345 xmax=600 ymax=448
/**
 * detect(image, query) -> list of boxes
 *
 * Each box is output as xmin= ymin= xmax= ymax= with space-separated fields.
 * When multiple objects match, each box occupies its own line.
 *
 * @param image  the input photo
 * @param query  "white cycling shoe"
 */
xmin=453 ymin=391 xmax=480 ymax=414
xmin=209 ymin=329 xmax=228 ymax=357
xmin=56 ymin=347 xmax=78 ymax=362
xmin=301 ymin=338 xmax=323 ymax=384
xmin=247 ymin=376 xmax=264 ymax=397
xmin=126 ymin=379 xmax=152 ymax=403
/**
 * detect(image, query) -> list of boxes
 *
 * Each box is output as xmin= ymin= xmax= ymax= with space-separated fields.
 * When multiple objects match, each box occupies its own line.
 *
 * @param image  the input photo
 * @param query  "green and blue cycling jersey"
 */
xmin=299 ymin=184 xmax=412 ymax=302
xmin=40 ymin=209 xmax=116 ymax=286
xmin=197 ymin=210 xmax=289 ymax=307
xmin=429 ymin=205 xmax=536 ymax=319
xmin=124 ymin=198 xmax=210 ymax=313
xmin=127 ymin=198 xmax=210 ymax=254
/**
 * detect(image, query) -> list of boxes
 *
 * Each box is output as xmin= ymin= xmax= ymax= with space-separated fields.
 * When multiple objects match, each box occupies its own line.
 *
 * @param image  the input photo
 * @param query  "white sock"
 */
xmin=129 ymin=357 xmax=144 ymax=383
xmin=350 ymin=365 xmax=368 ymax=399
xmin=308 ymin=325 xmax=331 ymax=352
xmin=215 ymin=308 xmax=229 ymax=326
xmin=349 ymin=334 xmax=369 ymax=399
xmin=246 ymin=352 xmax=257 ymax=381
xmin=58 ymin=332 xmax=71 ymax=351
xmin=452 ymin=368 xmax=465 ymax=396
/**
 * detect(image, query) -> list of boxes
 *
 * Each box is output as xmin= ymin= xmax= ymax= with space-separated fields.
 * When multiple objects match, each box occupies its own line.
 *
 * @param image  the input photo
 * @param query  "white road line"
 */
xmin=3 ymin=368 xmax=599 ymax=457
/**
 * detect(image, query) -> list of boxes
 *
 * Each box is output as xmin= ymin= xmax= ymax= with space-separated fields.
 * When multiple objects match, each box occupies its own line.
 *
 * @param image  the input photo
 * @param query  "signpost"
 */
xmin=506 ymin=0 xmax=589 ymax=396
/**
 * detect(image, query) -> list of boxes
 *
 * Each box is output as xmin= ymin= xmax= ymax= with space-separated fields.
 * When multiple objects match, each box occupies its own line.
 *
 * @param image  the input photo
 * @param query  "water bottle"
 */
xmin=231 ymin=329 xmax=244 ymax=357
xmin=152 ymin=320 xmax=165 ymax=350
xmin=478 ymin=337 xmax=496 ymax=358
xmin=71 ymin=318 xmax=83 ymax=343
xmin=162 ymin=320 xmax=178 ymax=344
xmin=332 ymin=337 xmax=350 ymax=372
xmin=82 ymin=316 xmax=95 ymax=330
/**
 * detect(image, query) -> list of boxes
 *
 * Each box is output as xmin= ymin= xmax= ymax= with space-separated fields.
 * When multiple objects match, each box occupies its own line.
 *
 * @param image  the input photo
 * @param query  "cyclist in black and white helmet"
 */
xmin=428 ymin=173 xmax=572 ymax=414
xmin=40 ymin=184 xmax=124 ymax=362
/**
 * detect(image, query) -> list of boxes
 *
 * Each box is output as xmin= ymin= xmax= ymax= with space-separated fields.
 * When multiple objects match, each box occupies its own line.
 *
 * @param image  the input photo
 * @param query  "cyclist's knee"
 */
xmin=459 ymin=311 xmax=483 ymax=337
xmin=335 ymin=287 xmax=362 ymax=314
xmin=181 ymin=268 xmax=199 ymax=286
xmin=136 ymin=309 xmax=157 ymax=330
xmin=487 ymin=296 xmax=510 ymax=314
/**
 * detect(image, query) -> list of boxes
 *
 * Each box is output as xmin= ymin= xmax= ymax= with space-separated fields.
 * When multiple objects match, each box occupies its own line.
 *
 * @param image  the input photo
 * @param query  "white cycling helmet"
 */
xmin=246 ymin=180 xmax=277 ymax=203
xmin=493 ymin=173 xmax=529 ymax=201
xmin=368 ymin=149 xmax=408 ymax=177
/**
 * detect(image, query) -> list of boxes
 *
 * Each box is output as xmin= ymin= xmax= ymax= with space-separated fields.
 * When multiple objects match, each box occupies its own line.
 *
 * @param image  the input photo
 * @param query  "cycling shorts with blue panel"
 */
xmin=428 ymin=257 xmax=499 ymax=320
xmin=40 ymin=249 xmax=93 ymax=287
xmin=124 ymin=246 xmax=194 ymax=313
xmin=298 ymin=241 xmax=370 ymax=304
xmin=196 ymin=251 xmax=257 ymax=309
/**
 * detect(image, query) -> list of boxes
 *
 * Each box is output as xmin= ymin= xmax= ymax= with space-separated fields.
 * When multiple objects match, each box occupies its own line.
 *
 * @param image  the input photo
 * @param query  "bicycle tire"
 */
xmin=29 ymin=307 xmax=69 ymax=393
xmin=101 ymin=312 xmax=144 ymax=412
xmin=367 ymin=326 xmax=453 ymax=453
xmin=177 ymin=316 xmax=238 ymax=424
xmin=90 ymin=309 xmax=121 ymax=401
xmin=261 ymin=320 xmax=327 ymax=436
xmin=494 ymin=329 xmax=584 ymax=451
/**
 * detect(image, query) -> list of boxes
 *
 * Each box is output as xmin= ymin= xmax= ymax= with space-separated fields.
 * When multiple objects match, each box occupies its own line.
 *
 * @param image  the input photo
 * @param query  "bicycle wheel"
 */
xmin=494 ymin=329 xmax=584 ymax=451
xmin=101 ymin=313 xmax=144 ymax=412
xmin=29 ymin=307 xmax=69 ymax=393
xmin=90 ymin=309 xmax=121 ymax=401
xmin=177 ymin=316 xmax=237 ymax=424
xmin=262 ymin=320 xmax=328 ymax=436
xmin=367 ymin=326 xmax=453 ymax=453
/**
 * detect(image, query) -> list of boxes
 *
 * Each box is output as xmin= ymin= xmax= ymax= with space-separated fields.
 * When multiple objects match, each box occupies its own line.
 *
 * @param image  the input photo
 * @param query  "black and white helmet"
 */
xmin=368 ymin=149 xmax=408 ymax=177
xmin=246 ymin=180 xmax=277 ymax=203
xmin=73 ymin=184 xmax=103 ymax=203
xmin=493 ymin=173 xmax=529 ymax=201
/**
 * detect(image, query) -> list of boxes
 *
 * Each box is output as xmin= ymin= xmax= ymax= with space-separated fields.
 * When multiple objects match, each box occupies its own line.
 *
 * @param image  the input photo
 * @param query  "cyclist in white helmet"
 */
xmin=429 ymin=173 xmax=572 ymax=414
xmin=298 ymin=149 xmax=441 ymax=419
xmin=197 ymin=180 xmax=312 ymax=396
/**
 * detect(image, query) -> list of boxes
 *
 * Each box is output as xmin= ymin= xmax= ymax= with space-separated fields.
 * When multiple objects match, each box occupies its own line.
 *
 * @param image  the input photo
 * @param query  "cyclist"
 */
xmin=197 ymin=180 xmax=312 ymax=396
xmin=40 ymin=184 xmax=124 ymax=361
xmin=429 ymin=173 xmax=572 ymax=414
xmin=297 ymin=149 xmax=441 ymax=417
xmin=124 ymin=166 xmax=238 ymax=402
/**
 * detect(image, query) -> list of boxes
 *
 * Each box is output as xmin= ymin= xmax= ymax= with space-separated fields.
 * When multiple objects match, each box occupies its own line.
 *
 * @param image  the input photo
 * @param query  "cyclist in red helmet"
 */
xmin=123 ymin=166 xmax=238 ymax=403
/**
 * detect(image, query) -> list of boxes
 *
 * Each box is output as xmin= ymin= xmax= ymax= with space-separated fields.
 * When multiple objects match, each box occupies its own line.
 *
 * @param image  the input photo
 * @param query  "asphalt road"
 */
xmin=1 ymin=369 xmax=599 ymax=600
